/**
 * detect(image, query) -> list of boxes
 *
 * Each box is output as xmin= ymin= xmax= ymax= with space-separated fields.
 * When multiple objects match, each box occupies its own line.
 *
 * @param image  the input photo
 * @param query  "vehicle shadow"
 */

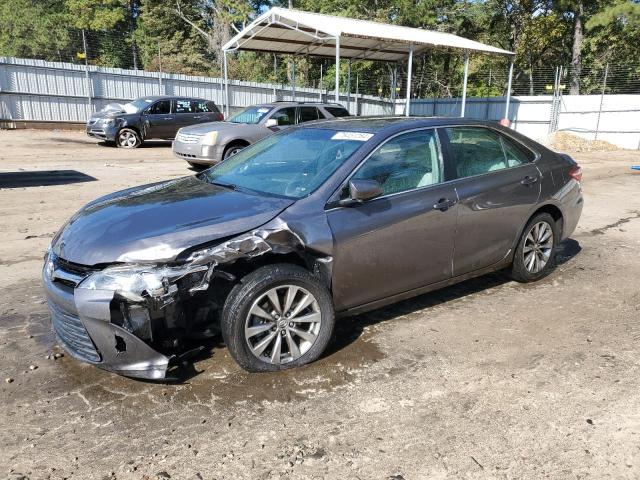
xmin=170 ymin=239 xmax=582 ymax=382
xmin=95 ymin=140 xmax=173 ymax=148
xmin=324 ymin=237 xmax=582 ymax=359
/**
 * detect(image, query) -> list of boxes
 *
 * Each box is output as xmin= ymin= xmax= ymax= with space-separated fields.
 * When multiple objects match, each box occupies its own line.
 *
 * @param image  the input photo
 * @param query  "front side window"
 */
xmin=202 ymin=128 xmax=366 ymax=199
xmin=349 ymin=129 xmax=441 ymax=197
xmin=444 ymin=127 xmax=531 ymax=179
xmin=270 ymin=107 xmax=296 ymax=126
xmin=148 ymin=100 xmax=171 ymax=115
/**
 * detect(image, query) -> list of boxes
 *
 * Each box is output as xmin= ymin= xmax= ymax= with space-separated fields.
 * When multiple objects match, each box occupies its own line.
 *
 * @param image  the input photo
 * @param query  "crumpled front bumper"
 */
xmin=43 ymin=266 xmax=171 ymax=380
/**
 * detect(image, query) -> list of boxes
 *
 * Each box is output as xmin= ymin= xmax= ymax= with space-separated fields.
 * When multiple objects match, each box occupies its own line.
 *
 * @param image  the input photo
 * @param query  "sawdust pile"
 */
xmin=545 ymin=131 xmax=619 ymax=152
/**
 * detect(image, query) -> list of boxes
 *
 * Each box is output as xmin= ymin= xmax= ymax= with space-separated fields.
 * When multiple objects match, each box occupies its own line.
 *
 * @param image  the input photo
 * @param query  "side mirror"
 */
xmin=264 ymin=118 xmax=278 ymax=128
xmin=340 ymin=179 xmax=383 ymax=206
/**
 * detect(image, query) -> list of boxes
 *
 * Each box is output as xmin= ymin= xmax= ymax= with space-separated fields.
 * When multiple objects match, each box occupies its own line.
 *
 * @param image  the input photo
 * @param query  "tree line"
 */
xmin=1 ymin=0 xmax=638 ymax=96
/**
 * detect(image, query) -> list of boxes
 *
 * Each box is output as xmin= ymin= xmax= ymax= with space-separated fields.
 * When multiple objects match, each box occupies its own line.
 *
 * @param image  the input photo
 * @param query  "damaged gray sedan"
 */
xmin=43 ymin=117 xmax=583 ymax=379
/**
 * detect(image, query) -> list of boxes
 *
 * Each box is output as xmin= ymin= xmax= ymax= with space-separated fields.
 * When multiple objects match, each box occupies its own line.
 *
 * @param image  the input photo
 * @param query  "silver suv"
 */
xmin=172 ymin=101 xmax=350 ymax=167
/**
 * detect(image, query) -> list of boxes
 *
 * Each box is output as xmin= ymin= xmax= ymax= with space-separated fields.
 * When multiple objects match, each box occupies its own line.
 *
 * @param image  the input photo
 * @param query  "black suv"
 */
xmin=86 ymin=96 xmax=223 ymax=148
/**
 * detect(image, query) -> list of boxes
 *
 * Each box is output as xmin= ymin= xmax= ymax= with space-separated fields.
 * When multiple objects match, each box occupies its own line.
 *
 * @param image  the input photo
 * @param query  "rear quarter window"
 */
xmin=325 ymin=106 xmax=350 ymax=118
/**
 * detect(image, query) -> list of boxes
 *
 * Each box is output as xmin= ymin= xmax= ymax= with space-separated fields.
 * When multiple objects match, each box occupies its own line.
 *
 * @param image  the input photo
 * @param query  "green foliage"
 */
xmin=0 ymin=0 xmax=638 ymax=95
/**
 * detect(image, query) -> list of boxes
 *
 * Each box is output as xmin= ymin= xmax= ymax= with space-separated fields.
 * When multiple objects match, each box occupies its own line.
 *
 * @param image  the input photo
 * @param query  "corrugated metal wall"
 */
xmin=0 ymin=57 xmax=393 ymax=122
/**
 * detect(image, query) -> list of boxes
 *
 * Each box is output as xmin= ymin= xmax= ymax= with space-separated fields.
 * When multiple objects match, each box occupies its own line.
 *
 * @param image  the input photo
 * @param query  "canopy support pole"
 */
xmin=335 ymin=36 xmax=340 ymax=103
xmin=461 ymin=52 xmax=469 ymax=117
xmin=292 ymin=59 xmax=296 ymax=101
xmin=347 ymin=59 xmax=352 ymax=112
xmin=223 ymin=49 xmax=229 ymax=118
xmin=405 ymin=43 xmax=414 ymax=117
xmin=504 ymin=60 xmax=514 ymax=120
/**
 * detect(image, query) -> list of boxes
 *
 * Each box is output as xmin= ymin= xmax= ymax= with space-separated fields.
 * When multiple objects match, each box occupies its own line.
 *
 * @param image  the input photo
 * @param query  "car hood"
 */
xmin=179 ymin=121 xmax=262 ymax=135
xmin=51 ymin=176 xmax=294 ymax=266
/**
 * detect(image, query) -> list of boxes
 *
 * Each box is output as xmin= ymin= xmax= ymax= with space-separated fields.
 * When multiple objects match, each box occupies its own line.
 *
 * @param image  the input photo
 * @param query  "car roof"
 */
xmin=136 ymin=95 xmax=213 ymax=102
xmin=298 ymin=116 xmax=501 ymax=134
xmin=255 ymin=102 xmax=348 ymax=108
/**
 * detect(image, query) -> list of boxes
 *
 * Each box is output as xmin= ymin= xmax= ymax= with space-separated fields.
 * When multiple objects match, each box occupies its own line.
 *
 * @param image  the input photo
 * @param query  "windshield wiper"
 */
xmin=211 ymin=181 xmax=237 ymax=191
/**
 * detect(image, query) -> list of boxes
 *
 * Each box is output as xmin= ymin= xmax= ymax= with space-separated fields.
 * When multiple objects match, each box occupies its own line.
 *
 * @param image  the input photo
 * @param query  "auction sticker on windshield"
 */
xmin=331 ymin=132 xmax=374 ymax=141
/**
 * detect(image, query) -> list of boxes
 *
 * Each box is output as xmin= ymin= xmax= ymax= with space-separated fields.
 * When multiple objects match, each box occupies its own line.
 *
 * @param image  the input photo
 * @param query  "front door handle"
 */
xmin=164 ymin=116 xmax=174 ymax=120
xmin=433 ymin=198 xmax=456 ymax=212
xmin=521 ymin=175 xmax=539 ymax=186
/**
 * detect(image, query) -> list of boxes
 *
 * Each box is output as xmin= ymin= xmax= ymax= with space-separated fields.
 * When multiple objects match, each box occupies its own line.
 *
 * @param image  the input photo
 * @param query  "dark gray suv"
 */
xmin=44 ymin=117 xmax=583 ymax=379
xmin=86 ymin=96 xmax=223 ymax=148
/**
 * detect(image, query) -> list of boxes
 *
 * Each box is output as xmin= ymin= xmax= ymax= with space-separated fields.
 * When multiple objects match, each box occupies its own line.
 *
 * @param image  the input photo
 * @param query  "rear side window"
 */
xmin=148 ymin=100 xmax=171 ymax=115
xmin=174 ymin=100 xmax=193 ymax=114
xmin=349 ymin=129 xmax=441 ymax=196
xmin=299 ymin=107 xmax=320 ymax=123
xmin=192 ymin=100 xmax=218 ymax=113
xmin=271 ymin=107 xmax=296 ymax=126
xmin=444 ymin=127 xmax=531 ymax=179
xmin=325 ymin=106 xmax=350 ymax=117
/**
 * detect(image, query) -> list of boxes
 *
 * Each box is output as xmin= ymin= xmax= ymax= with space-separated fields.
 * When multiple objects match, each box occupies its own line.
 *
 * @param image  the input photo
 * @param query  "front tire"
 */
xmin=223 ymin=142 xmax=247 ymax=160
xmin=510 ymin=212 xmax=558 ymax=282
xmin=221 ymin=264 xmax=335 ymax=372
xmin=116 ymin=128 xmax=142 ymax=148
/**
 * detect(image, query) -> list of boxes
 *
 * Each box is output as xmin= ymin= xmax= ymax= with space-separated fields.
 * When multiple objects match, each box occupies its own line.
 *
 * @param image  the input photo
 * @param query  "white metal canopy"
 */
xmin=221 ymin=7 xmax=515 ymax=118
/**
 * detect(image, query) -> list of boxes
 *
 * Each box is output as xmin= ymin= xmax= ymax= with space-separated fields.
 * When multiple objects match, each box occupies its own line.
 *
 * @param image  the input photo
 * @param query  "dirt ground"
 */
xmin=1 ymin=129 xmax=639 ymax=480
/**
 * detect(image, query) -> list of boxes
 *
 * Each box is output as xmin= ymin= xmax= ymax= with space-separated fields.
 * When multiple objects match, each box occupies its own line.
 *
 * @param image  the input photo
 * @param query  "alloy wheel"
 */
xmin=118 ymin=130 xmax=138 ymax=148
xmin=523 ymin=221 xmax=554 ymax=274
xmin=244 ymin=285 xmax=322 ymax=365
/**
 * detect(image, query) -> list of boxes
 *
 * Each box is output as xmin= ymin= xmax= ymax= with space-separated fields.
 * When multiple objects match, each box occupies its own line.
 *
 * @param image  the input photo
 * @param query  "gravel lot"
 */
xmin=1 ymin=129 xmax=640 ymax=480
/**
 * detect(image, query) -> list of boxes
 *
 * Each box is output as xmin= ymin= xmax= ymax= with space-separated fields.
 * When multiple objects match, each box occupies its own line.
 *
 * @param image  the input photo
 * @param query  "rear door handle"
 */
xmin=521 ymin=175 xmax=539 ymax=186
xmin=193 ymin=115 xmax=203 ymax=119
xmin=433 ymin=198 xmax=456 ymax=212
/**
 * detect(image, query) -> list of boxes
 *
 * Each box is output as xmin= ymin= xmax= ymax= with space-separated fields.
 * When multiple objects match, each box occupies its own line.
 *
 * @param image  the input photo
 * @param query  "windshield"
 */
xmin=201 ymin=128 xmax=369 ymax=199
xmin=228 ymin=106 xmax=273 ymax=124
xmin=122 ymin=98 xmax=153 ymax=114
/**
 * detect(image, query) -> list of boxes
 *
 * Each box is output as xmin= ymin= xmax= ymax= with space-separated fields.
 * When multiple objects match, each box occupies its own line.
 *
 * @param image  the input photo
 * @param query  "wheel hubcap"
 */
xmin=119 ymin=131 xmax=136 ymax=147
xmin=244 ymin=285 xmax=321 ymax=365
xmin=523 ymin=221 xmax=554 ymax=274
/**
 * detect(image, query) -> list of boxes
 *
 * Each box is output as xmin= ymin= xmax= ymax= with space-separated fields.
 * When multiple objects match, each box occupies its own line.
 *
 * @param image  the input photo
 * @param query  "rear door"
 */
xmin=327 ymin=128 xmax=458 ymax=310
xmin=144 ymin=99 xmax=173 ymax=139
xmin=440 ymin=126 xmax=541 ymax=275
xmin=298 ymin=106 xmax=324 ymax=124
xmin=171 ymin=99 xmax=197 ymax=136
xmin=192 ymin=100 xmax=221 ymax=122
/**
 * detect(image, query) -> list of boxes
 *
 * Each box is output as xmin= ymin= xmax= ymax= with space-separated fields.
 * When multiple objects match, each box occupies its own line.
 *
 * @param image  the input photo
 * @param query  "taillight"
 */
xmin=568 ymin=165 xmax=582 ymax=182
xmin=218 ymin=113 xmax=224 ymax=121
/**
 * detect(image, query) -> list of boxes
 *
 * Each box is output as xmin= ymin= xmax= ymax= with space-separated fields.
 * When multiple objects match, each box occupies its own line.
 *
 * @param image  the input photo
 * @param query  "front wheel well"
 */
xmin=224 ymin=139 xmax=250 ymax=152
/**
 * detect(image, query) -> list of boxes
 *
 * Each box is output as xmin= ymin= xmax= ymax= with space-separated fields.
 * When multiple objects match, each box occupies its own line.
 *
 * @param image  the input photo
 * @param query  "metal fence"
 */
xmin=0 ymin=57 xmax=393 ymax=123
xmin=1 ymin=56 xmax=639 ymax=149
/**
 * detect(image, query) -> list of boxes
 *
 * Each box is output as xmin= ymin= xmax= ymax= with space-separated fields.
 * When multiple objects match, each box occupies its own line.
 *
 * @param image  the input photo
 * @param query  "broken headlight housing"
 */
xmin=78 ymin=263 xmax=210 ymax=302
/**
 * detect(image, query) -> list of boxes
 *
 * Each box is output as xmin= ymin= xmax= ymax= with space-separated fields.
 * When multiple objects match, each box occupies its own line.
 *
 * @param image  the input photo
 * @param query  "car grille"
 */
xmin=52 ymin=256 xmax=96 ymax=288
xmin=175 ymin=151 xmax=197 ymax=159
xmin=49 ymin=301 xmax=101 ymax=363
xmin=176 ymin=132 xmax=204 ymax=144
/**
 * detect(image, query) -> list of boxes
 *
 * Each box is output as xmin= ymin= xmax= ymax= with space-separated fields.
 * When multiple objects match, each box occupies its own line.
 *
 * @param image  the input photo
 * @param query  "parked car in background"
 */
xmin=86 ymin=96 xmax=223 ymax=148
xmin=45 ymin=117 xmax=583 ymax=379
xmin=172 ymin=101 xmax=350 ymax=167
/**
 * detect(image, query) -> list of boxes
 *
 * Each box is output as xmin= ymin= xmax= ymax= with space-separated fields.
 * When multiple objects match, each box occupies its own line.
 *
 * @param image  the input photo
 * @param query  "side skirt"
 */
xmin=336 ymin=256 xmax=512 ymax=319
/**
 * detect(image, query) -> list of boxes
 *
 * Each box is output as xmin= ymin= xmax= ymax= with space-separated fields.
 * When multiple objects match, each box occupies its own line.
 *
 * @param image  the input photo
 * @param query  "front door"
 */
xmin=327 ymin=128 xmax=458 ymax=310
xmin=144 ymin=99 xmax=173 ymax=139
xmin=440 ymin=126 xmax=542 ymax=275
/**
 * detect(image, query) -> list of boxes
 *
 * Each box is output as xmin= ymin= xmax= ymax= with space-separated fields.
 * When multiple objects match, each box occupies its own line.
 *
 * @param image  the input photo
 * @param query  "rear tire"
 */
xmin=116 ymin=128 xmax=142 ymax=148
xmin=221 ymin=264 xmax=335 ymax=372
xmin=510 ymin=212 xmax=558 ymax=283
